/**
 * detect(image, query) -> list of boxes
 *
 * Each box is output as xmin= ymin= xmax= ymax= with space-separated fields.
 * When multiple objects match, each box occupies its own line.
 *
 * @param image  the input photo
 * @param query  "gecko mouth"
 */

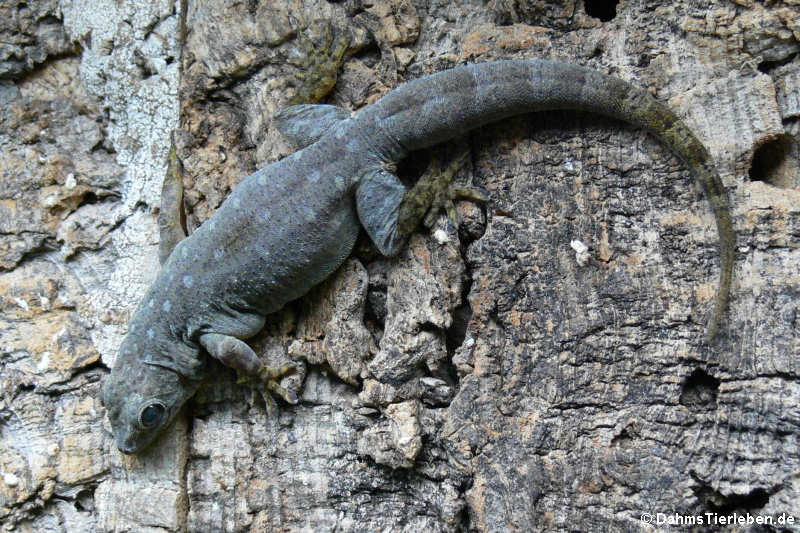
xmin=115 ymin=428 xmax=143 ymax=454
xmin=118 ymin=444 xmax=137 ymax=455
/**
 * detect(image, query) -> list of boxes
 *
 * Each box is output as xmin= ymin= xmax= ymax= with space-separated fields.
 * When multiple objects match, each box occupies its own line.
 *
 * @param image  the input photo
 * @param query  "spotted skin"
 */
xmin=103 ymin=59 xmax=734 ymax=454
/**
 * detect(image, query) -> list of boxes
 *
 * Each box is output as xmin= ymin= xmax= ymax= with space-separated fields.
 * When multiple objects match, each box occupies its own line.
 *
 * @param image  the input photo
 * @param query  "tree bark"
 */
xmin=1 ymin=0 xmax=798 ymax=531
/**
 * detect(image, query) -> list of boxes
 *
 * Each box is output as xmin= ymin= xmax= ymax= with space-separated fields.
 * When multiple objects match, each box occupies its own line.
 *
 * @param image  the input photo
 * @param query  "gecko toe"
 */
xmin=452 ymin=185 xmax=489 ymax=203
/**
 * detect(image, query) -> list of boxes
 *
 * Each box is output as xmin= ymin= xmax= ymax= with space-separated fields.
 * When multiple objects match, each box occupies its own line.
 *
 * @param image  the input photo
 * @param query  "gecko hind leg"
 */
xmin=199 ymin=333 xmax=299 ymax=414
xmin=400 ymin=150 xmax=488 ymax=233
xmin=356 ymin=148 xmax=488 ymax=257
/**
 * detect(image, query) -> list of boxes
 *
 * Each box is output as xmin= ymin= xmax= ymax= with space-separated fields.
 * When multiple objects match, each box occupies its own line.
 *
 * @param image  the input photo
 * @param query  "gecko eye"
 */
xmin=138 ymin=401 xmax=167 ymax=429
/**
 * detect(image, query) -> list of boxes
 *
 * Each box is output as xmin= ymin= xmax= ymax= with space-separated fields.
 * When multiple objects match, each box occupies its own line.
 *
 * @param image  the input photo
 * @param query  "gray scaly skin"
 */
xmin=103 ymin=59 xmax=734 ymax=454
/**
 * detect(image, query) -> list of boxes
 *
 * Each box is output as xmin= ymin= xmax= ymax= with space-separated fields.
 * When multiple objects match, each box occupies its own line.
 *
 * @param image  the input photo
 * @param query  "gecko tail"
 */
xmin=571 ymin=66 xmax=735 ymax=343
xmin=364 ymin=59 xmax=734 ymax=341
xmin=620 ymin=86 xmax=734 ymax=343
xmin=703 ymin=181 xmax=735 ymax=342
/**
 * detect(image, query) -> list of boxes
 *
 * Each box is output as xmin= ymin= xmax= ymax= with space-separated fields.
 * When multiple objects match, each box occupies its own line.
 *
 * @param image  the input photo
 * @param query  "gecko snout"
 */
xmin=117 ymin=444 xmax=137 ymax=455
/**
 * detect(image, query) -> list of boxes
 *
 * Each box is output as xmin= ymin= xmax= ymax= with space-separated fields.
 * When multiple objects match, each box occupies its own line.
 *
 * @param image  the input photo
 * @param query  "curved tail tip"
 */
xmin=705 ymin=306 xmax=725 ymax=343
xmin=706 ymin=323 xmax=719 ymax=343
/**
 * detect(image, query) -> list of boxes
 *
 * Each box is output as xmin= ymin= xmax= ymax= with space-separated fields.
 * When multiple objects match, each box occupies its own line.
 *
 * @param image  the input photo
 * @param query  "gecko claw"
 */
xmin=424 ymin=185 xmax=489 ymax=229
xmin=451 ymin=185 xmax=489 ymax=203
xmin=264 ymin=377 xmax=299 ymax=405
xmin=239 ymin=362 xmax=299 ymax=413
xmin=420 ymin=153 xmax=489 ymax=229
xmin=258 ymin=363 xmax=296 ymax=380
xmin=397 ymin=148 xmax=489 ymax=235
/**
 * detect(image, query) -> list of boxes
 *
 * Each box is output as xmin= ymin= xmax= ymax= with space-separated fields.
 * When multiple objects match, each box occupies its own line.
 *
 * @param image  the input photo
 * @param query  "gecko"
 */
xmin=102 ymin=59 xmax=734 ymax=454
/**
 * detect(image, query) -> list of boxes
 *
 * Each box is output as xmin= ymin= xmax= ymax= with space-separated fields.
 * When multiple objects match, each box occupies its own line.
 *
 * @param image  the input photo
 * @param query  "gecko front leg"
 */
xmin=199 ymin=333 xmax=299 ymax=413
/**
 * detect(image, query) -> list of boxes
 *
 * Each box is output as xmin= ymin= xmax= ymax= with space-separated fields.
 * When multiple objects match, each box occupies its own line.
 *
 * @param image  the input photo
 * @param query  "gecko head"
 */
xmin=102 ymin=333 xmax=202 ymax=455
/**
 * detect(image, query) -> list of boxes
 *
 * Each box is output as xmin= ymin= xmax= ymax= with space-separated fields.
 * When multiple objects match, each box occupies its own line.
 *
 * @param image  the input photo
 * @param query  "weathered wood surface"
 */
xmin=1 ymin=0 xmax=798 ymax=531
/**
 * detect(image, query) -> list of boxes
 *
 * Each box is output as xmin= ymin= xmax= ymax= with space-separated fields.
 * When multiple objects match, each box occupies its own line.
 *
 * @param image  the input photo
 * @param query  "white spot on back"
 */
xmin=183 ymin=275 xmax=194 ymax=288
xmin=162 ymin=301 xmax=172 ymax=312
xmin=147 ymin=328 xmax=155 ymax=339
xmin=214 ymin=248 xmax=224 ymax=260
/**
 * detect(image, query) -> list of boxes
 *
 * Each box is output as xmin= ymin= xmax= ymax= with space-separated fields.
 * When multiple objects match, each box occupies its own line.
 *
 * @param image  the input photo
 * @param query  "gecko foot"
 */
xmin=286 ymin=19 xmax=351 ymax=105
xmin=423 ymin=183 xmax=489 ymax=229
xmin=399 ymin=150 xmax=489 ymax=234
xmin=238 ymin=362 xmax=299 ymax=416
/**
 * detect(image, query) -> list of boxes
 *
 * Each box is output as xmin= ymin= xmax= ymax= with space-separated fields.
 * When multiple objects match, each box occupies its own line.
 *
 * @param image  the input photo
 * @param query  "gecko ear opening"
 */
xmin=143 ymin=343 xmax=205 ymax=383
xmin=273 ymin=104 xmax=350 ymax=148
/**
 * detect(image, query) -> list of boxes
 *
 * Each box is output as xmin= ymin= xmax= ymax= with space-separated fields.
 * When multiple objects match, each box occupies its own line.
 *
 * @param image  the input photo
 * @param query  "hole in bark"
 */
xmin=74 ymin=489 xmax=95 ymax=512
xmin=37 ymin=15 xmax=63 ymax=27
xmin=350 ymin=38 xmax=381 ymax=68
xmin=757 ymin=52 xmax=797 ymax=74
xmin=446 ymin=301 xmax=472 ymax=356
xmin=360 ymin=256 xmax=391 ymax=341
xmin=679 ymin=368 xmax=719 ymax=410
xmin=691 ymin=473 xmax=771 ymax=515
xmin=78 ymin=191 xmax=98 ymax=206
xmin=722 ymin=488 xmax=770 ymax=512
xmin=584 ymin=0 xmax=619 ymax=21
xmin=611 ymin=425 xmax=635 ymax=447
xmin=446 ymin=277 xmax=474 ymax=356
xmin=436 ymin=355 xmax=460 ymax=394
xmin=749 ymin=134 xmax=796 ymax=188
xmin=456 ymin=477 xmax=476 ymax=530
xmin=364 ymin=288 xmax=387 ymax=329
